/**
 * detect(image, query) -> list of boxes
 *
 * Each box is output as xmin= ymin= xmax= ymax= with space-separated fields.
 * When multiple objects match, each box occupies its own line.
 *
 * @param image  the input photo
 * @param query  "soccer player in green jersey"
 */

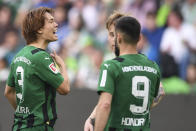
xmin=84 ymin=14 xmax=164 ymax=131
xmin=4 ymin=7 xmax=70 ymax=131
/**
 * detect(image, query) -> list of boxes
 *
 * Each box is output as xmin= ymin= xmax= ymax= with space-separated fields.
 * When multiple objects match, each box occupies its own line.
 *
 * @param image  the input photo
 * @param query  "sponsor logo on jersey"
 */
xmin=104 ymin=64 xmax=110 ymax=68
xmin=121 ymin=117 xmax=145 ymax=126
xmin=49 ymin=63 xmax=59 ymax=74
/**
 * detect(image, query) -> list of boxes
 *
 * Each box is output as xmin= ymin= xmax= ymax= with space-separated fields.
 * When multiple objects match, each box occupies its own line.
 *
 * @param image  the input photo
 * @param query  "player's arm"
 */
xmin=4 ymin=85 xmax=17 ymax=110
xmin=151 ymin=82 xmax=165 ymax=108
xmin=84 ymin=105 xmax=97 ymax=131
xmin=94 ymin=92 xmax=112 ymax=131
xmin=51 ymin=51 xmax=70 ymax=95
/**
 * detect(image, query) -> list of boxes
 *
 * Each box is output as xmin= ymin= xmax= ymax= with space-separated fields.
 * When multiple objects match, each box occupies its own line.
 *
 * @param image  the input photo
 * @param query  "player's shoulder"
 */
xmin=112 ymin=57 xmax=125 ymax=63
xmin=31 ymin=48 xmax=48 ymax=56
xmin=101 ymin=57 xmax=124 ymax=70
xmin=139 ymin=54 xmax=156 ymax=64
xmin=139 ymin=54 xmax=160 ymax=71
xmin=29 ymin=48 xmax=54 ymax=67
xmin=147 ymin=59 xmax=160 ymax=75
xmin=31 ymin=48 xmax=50 ymax=60
xmin=10 ymin=46 xmax=28 ymax=65
xmin=147 ymin=58 xmax=160 ymax=70
xmin=16 ymin=46 xmax=49 ymax=58
xmin=103 ymin=57 xmax=124 ymax=65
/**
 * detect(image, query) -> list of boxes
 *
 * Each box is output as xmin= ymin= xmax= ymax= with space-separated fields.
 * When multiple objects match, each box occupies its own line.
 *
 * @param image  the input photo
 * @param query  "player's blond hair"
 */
xmin=106 ymin=11 xmax=130 ymax=30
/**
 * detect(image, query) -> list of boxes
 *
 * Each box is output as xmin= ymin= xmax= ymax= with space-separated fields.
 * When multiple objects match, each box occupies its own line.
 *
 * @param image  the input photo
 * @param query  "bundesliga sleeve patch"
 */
xmin=49 ymin=63 xmax=59 ymax=74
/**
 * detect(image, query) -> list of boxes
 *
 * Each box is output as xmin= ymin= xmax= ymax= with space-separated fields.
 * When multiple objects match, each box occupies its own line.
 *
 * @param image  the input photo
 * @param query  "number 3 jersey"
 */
xmin=6 ymin=46 xmax=64 ymax=130
xmin=97 ymin=54 xmax=161 ymax=131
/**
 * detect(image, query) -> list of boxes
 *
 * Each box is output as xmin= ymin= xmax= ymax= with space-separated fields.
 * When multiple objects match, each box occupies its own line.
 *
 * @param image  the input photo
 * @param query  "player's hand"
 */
xmin=50 ymin=50 xmax=65 ymax=68
xmin=151 ymin=82 xmax=165 ymax=108
xmin=84 ymin=117 xmax=93 ymax=131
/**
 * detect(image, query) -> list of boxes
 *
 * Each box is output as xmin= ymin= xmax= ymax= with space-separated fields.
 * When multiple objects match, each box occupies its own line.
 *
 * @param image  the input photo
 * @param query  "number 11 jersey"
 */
xmin=97 ymin=54 xmax=161 ymax=131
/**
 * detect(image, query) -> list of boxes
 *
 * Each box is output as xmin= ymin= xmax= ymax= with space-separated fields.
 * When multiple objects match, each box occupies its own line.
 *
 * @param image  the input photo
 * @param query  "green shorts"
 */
xmin=13 ymin=125 xmax=54 ymax=131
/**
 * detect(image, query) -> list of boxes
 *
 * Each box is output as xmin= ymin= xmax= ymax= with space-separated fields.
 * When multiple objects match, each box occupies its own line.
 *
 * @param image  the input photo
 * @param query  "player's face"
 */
xmin=108 ymin=24 xmax=115 ymax=51
xmin=40 ymin=12 xmax=58 ymax=42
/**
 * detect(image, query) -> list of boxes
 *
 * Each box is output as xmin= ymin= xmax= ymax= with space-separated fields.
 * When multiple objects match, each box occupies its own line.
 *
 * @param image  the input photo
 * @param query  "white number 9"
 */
xmin=130 ymin=76 xmax=149 ymax=114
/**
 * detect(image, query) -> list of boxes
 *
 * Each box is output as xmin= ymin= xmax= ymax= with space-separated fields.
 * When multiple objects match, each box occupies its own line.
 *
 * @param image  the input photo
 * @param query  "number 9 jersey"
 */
xmin=6 ymin=46 xmax=64 ymax=130
xmin=97 ymin=54 xmax=161 ymax=131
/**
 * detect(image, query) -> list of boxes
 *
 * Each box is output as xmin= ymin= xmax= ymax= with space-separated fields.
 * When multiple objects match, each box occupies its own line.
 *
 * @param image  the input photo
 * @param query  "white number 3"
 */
xmin=16 ymin=66 xmax=24 ymax=103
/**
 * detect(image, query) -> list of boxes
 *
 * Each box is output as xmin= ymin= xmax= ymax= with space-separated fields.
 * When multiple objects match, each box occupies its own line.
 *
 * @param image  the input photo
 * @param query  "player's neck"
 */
xmin=119 ymin=44 xmax=138 ymax=56
xmin=28 ymin=39 xmax=48 ymax=50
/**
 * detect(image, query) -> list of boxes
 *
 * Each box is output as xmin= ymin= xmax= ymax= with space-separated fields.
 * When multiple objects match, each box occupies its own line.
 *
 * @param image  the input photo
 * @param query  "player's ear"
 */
xmin=37 ymin=28 xmax=43 ymax=34
xmin=117 ymin=33 xmax=122 ymax=44
xmin=139 ymin=34 xmax=142 ymax=42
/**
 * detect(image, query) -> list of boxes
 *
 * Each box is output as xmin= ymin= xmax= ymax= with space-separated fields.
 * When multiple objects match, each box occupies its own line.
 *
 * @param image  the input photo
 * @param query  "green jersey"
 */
xmin=6 ymin=46 xmax=64 ymax=130
xmin=97 ymin=54 xmax=161 ymax=131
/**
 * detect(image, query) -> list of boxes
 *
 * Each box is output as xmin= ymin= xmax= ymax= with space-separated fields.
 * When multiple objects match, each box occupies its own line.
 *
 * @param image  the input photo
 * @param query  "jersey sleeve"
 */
xmin=97 ymin=61 xmax=118 ymax=95
xmin=34 ymin=53 xmax=64 ymax=89
xmin=154 ymin=63 xmax=161 ymax=97
xmin=6 ymin=63 xmax=15 ymax=87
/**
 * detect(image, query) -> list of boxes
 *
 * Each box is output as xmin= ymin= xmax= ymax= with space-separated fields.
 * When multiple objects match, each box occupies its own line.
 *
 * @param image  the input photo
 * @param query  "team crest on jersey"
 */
xmin=49 ymin=63 xmax=59 ymax=74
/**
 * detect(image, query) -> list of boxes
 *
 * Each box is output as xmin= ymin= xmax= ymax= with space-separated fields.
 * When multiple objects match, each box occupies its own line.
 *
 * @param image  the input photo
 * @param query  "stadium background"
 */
xmin=0 ymin=0 xmax=196 ymax=130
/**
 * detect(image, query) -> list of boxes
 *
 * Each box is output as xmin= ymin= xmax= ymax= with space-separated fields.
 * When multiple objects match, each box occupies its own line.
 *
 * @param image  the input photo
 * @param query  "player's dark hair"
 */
xmin=22 ymin=7 xmax=54 ymax=45
xmin=115 ymin=16 xmax=141 ymax=45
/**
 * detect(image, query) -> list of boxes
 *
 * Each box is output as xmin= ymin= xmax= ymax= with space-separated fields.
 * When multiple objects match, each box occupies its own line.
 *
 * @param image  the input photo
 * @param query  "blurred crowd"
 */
xmin=0 ymin=0 xmax=196 ymax=94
